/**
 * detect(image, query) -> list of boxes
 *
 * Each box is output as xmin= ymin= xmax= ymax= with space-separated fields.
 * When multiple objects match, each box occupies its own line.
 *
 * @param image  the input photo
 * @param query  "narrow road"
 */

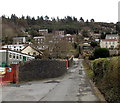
xmin=2 ymin=59 xmax=99 ymax=101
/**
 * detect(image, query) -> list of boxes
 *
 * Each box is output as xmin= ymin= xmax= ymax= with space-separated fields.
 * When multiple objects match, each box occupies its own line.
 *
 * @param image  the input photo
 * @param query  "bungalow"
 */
xmin=0 ymin=49 xmax=35 ymax=66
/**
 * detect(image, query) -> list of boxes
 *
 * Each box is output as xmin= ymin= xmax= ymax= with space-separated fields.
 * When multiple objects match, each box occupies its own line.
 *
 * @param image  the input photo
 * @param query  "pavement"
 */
xmin=1 ymin=59 xmax=101 ymax=102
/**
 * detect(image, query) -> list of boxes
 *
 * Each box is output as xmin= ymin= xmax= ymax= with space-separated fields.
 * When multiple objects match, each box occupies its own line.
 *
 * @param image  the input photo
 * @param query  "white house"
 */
xmin=105 ymin=34 xmax=119 ymax=40
xmin=2 ymin=44 xmax=26 ymax=51
xmin=100 ymin=39 xmax=119 ymax=49
xmin=0 ymin=49 xmax=35 ymax=66
xmin=13 ymin=37 xmax=27 ymax=44
xmin=33 ymin=36 xmax=45 ymax=44
xmin=100 ymin=34 xmax=119 ymax=49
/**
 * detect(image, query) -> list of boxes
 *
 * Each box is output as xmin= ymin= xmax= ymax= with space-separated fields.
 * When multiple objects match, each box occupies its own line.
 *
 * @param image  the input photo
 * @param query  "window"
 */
xmin=20 ymin=55 xmax=22 ymax=59
xmin=13 ymin=54 xmax=15 ymax=59
xmin=28 ymin=52 xmax=30 ymax=55
xmin=16 ymin=55 xmax=19 ymax=59
xmin=9 ymin=53 xmax=12 ymax=58
xmin=33 ymin=52 xmax=36 ymax=56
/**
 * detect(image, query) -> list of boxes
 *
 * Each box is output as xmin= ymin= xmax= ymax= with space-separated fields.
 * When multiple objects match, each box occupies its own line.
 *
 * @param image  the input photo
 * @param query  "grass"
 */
xmin=82 ymin=59 xmax=94 ymax=79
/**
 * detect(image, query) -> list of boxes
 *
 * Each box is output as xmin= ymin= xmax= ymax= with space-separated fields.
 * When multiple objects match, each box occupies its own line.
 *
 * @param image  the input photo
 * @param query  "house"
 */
xmin=100 ymin=34 xmax=119 ymax=49
xmin=33 ymin=36 xmax=45 ymax=44
xmin=2 ymin=44 xmax=26 ymax=51
xmin=21 ymin=45 xmax=43 ymax=57
xmin=0 ymin=48 xmax=35 ymax=66
xmin=64 ymin=34 xmax=76 ymax=43
xmin=91 ymin=33 xmax=101 ymax=39
xmin=84 ymin=37 xmax=89 ymax=41
xmin=13 ymin=37 xmax=28 ymax=44
xmin=105 ymin=34 xmax=119 ymax=40
xmin=100 ymin=39 xmax=119 ymax=49
xmin=53 ymin=30 xmax=65 ymax=35
xmin=39 ymin=29 xmax=48 ymax=35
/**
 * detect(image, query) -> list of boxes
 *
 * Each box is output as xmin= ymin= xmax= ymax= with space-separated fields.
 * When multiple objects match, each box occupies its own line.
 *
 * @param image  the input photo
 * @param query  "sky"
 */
xmin=0 ymin=0 xmax=119 ymax=23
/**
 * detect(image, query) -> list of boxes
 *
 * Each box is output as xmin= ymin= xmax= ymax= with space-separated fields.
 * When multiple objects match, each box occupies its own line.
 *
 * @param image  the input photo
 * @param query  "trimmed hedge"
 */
xmin=92 ymin=57 xmax=120 ymax=103
xmin=19 ymin=59 xmax=67 ymax=82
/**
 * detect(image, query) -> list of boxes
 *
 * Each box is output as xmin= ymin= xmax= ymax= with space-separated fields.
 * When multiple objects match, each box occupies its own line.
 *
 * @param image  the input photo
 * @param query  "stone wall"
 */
xmin=19 ymin=59 xmax=67 ymax=82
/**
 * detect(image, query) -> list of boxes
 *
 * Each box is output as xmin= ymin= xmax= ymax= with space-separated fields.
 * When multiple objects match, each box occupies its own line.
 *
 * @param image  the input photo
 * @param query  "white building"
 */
xmin=39 ymin=29 xmax=48 ymax=35
xmin=13 ymin=37 xmax=27 ymax=44
xmin=33 ymin=36 xmax=45 ymax=44
xmin=100 ymin=39 xmax=119 ymax=49
xmin=0 ymin=49 xmax=35 ymax=66
xmin=105 ymin=34 xmax=119 ymax=40
xmin=2 ymin=44 xmax=26 ymax=51
xmin=100 ymin=34 xmax=119 ymax=49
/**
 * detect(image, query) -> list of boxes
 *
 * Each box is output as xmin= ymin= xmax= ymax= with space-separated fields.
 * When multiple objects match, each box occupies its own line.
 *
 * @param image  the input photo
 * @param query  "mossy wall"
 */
xmin=92 ymin=57 xmax=120 ymax=103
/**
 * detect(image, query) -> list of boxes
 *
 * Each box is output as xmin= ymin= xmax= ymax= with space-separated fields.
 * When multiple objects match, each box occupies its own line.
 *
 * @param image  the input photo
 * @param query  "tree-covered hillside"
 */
xmin=2 ymin=14 xmax=117 ymax=42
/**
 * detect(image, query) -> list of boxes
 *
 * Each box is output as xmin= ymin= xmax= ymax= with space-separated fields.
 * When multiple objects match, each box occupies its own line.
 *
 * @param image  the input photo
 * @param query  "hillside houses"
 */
xmin=13 ymin=37 xmax=28 ymax=44
xmin=100 ymin=34 xmax=120 ymax=55
xmin=39 ymin=29 xmax=48 ymax=36
xmin=100 ymin=34 xmax=119 ymax=49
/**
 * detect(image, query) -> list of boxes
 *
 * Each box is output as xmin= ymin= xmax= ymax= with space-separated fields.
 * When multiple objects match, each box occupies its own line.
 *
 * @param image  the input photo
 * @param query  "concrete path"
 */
xmin=1 ymin=59 xmax=99 ymax=102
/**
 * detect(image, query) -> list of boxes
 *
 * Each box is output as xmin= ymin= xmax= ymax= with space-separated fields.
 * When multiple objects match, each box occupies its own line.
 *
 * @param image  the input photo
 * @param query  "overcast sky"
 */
xmin=0 ymin=0 xmax=119 ymax=23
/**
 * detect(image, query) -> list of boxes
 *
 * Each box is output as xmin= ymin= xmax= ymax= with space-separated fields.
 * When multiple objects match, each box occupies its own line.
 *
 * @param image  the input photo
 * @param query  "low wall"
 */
xmin=19 ymin=59 xmax=67 ymax=82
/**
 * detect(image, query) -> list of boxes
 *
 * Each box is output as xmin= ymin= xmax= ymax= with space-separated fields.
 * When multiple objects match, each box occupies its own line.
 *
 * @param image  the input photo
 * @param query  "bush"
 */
xmin=92 ymin=57 xmax=120 ymax=103
xmin=93 ymin=48 xmax=110 ymax=59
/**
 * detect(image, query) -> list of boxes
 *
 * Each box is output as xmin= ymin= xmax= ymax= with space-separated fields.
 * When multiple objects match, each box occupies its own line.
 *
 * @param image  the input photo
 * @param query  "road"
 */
xmin=1 ymin=59 xmax=99 ymax=101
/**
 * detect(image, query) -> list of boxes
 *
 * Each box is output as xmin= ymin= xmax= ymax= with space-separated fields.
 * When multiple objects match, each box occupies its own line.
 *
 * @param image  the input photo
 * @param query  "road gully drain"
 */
xmin=44 ymin=80 xmax=60 ymax=83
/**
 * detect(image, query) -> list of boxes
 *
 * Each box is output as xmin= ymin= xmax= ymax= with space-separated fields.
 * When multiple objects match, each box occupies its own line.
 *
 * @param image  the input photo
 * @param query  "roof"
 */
xmin=101 ymin=39 xmax=118 ymax=41
xmin=106 ymin=34 xmax=119 ymax=38
xmin=21 ymin=45 xmax=43 ymax=54
xmin=0 ymin=49 xmax=35 ymax=58
xmin=13 ymin=36 xmax=27 ymax=39
xmin=33 ymin=36 xmax=45 ymax=39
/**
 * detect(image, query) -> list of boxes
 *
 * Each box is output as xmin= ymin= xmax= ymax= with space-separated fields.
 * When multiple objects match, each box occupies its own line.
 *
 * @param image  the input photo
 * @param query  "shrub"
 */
xmin=93 ymin=48 xmax=110 ymax=59
xmin=92 ymin=56 xmax=120 ymax=103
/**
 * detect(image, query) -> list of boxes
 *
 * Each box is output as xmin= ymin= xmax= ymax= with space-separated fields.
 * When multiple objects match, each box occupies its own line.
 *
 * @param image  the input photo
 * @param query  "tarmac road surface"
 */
xmin=1 ymin=58 xmax=99 ymax=102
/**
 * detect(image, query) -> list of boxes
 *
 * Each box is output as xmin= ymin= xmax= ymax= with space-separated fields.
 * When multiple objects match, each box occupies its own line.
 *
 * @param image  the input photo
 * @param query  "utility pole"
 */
xmin=6 ymin=36 xmax=8 ymax=67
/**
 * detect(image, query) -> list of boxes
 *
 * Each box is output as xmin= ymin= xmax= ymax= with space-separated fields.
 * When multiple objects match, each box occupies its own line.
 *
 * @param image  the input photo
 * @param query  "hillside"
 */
xmin=1 ymin=14 xmax=117 ymax=43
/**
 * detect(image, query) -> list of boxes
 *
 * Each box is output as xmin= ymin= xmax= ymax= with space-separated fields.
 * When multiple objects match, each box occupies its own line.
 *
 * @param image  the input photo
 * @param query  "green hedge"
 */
xmin=92 ymin=57 xmax=120 ymax=103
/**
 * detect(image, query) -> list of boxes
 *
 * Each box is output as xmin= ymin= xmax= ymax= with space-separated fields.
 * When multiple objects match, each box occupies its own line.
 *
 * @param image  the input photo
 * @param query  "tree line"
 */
xmin=2 ymin=14 xmax=117 ymax=41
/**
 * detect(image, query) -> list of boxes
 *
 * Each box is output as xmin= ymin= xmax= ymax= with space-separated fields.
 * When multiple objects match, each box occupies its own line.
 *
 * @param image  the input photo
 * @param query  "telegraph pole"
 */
xmin=6 ymin=36 xmax=8 ymax=67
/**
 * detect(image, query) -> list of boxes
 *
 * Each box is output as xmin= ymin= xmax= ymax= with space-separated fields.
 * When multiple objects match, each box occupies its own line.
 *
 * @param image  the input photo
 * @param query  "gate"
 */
xmin=0 ymin=67 xmax=15 ymax=84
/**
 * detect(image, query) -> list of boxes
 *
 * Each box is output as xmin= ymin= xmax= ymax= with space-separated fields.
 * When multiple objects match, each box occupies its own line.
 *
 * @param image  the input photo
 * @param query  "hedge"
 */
xmin=92 ymin=56 xmax=120 ymax=103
